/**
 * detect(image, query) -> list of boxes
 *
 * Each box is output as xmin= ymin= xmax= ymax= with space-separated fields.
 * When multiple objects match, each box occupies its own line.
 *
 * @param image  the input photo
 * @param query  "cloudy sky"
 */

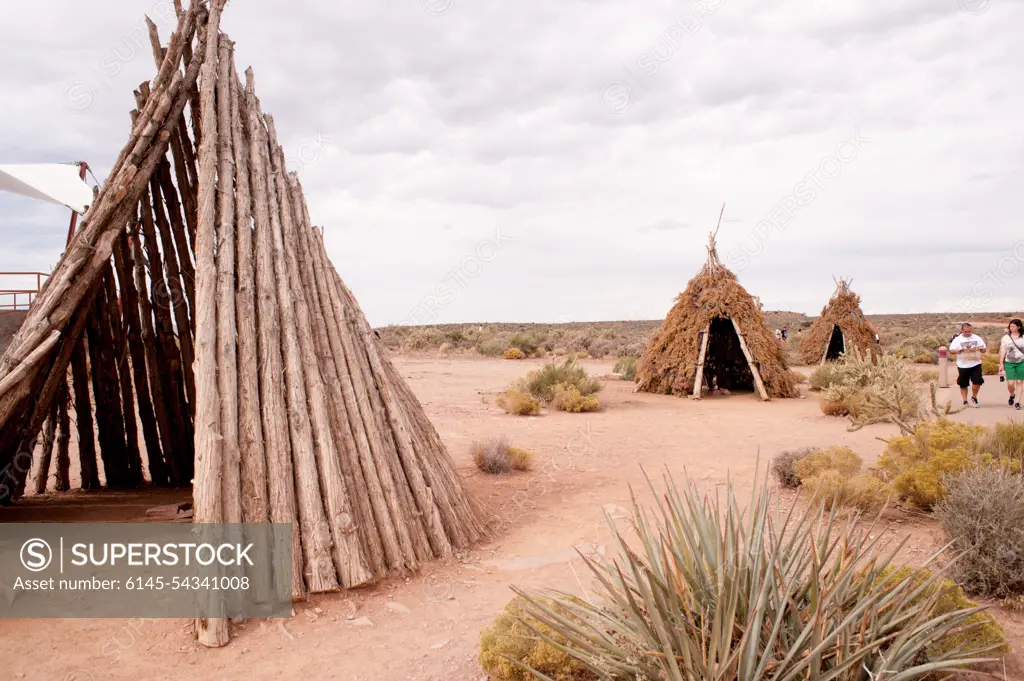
xmin=1 ymin=0 xmax=1022 ymax=326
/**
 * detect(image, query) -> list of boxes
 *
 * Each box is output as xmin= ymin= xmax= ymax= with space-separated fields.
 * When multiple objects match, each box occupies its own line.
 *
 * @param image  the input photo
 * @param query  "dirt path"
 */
xmin=2 ymin=356 xmax=1021 ymax=680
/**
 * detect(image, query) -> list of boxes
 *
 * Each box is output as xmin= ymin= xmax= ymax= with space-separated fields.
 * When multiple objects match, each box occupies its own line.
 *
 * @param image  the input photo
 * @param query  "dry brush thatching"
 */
xmin=798 ymin=278 xmax=880 ymax=365
xmin=635 ymin=227 xmax=798 ymax=399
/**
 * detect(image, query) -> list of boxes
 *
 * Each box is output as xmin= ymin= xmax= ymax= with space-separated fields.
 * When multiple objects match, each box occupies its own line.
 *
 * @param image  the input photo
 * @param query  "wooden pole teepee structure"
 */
xmin=0 ymin=0 xmax=485 ymax=647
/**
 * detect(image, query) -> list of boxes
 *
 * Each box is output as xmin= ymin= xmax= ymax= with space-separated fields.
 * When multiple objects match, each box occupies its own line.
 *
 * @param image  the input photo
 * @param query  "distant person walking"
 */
xmin=999 ymin=318 xmax=1024 ymax=410
xmin=949 ymin=322 xmax=987 ymax=408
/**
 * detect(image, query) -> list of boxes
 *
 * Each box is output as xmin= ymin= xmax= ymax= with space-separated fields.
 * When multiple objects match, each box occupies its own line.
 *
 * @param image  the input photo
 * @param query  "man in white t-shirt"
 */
xmin=948 ymin=322 xmax=987 ymax=408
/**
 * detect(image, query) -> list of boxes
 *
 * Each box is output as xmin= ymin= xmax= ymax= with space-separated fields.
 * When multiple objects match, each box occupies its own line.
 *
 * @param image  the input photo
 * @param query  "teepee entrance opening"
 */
xmin=824 ymin=325 xmax=845 ymax=362
xmin=699 ymin=316 xmax=755 ymax=393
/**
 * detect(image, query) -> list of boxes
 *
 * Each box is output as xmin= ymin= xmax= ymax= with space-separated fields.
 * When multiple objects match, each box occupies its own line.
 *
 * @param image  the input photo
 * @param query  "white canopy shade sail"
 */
xmin=0 ymin=163 xmax=94 ymax=214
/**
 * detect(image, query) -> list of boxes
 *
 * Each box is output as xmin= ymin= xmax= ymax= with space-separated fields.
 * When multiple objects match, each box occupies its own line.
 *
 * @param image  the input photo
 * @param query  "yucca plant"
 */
xmin=508 ymin=470 xmax=1000 ymax=681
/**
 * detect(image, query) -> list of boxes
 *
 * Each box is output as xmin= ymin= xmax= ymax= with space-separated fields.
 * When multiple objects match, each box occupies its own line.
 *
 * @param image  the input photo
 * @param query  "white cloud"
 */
xmin=2 ymin=0 xmax=1022 ymax=325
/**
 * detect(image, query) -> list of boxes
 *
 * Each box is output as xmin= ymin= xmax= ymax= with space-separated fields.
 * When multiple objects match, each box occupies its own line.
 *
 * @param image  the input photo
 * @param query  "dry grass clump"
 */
xmin=981 ymin=353 xmax=1000 ymax=375
xmin=496 ymin=390 xmax=541 ymax=416
xmin=937 ymin=466 xmax=1024 ymax=599
xmin=793 ymin=445 xmax=862 ymax=479
xmin=914 ymin=351 xmax=937 ymax=364
xmin=879 ymin=420 xmax=1021 ymax=510
xmin=504 ymin=472 xmax=999 ymax=681
xmin=478 ymin=595 xmax=594 ymax=681
xmin=770 ymin=447 xmax=816 ymax=488
xmin=892 ymin=332 xmax=948 ymax=360
xmin=476 ymin=338 xmax=509 ymax=357
xmin=503 ymin=347 xmax=525 ymax=360
xmin=635 ymin=234 xmax=798 ymax=398
xmin=797 ymin=279 xmax=880 ymax=364
xmin=981 ymin=420 xmax=1024 ymax=466
xmin=612 ymin=356 xmax=637 ymax=381
xmin=917 ymin=369 xmax=939 ymax=382
xmin=550 ymin=383 xmax=600 ymax=413
xmin=809 ymin=363 xmax=841 ymax=391
xmin=820 ymin=400 xmax=848 ymax=416
xmin=471 ymin=437 xmax=534 ymax=474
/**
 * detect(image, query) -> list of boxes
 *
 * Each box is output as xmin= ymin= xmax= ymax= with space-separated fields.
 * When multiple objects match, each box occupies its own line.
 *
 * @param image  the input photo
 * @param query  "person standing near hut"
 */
xmin=949 ymin=322 xmax=987 ymax=408
xmin=999 ymin=318 xmax=1024 ymax=410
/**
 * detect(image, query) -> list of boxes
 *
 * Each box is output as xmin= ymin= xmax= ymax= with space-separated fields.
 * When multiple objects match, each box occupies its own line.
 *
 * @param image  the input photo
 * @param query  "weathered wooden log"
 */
xmin=215 ymin=34 xmax=242 ymax=527
xmin=147 ymin=169 xmax=196 ymax=416
xmin=230 ymin=65 xmax=268 ymax=527
xmin=259 ymin=125 xmax=338 ymax=593
xmin=130 ymin=214 xmax=179 ymax=484
xmin=245 ymin=71 xmax=305 ymax=602
xmin=31 ymin=403 xmax=58 ymax=494
xmin=193 ymin=0 xmax=229 ymax=649
xmin=267 ymin=120 xmax=370 ymax=587
xmin=70 ymin=337 xmax=100 ymax=490
xmin=285 ymin=175 xmax=386 ymax=578
xmin=113 ymin=232 xmax=167 ymax=484
xmin=87 ymin=269 xmax=130 ymax=487
xmin=55 ymin=383 xmax=71 ymax=492
xmin=103 ymin=264 xmax=143 ymax=486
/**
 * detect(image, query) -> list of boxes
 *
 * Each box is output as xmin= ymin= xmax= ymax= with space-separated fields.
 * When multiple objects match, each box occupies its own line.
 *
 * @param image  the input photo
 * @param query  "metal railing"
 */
xmin=0 ymin=272 xmax=49 ymax=313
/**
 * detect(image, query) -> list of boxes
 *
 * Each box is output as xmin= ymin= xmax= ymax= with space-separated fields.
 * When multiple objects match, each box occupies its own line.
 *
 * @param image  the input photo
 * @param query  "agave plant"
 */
xmin=509 ymin=470 xmax=1000 ymax=681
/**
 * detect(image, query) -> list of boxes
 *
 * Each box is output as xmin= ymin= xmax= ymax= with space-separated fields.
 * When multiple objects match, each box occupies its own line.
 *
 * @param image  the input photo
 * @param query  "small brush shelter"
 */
xmin=798 ymin=278 xmax=880 ymax=365
xmin=0 ymin=0 xmax=485 ymax=647
xmin=635 ymin=209 xmax=798 ymax=400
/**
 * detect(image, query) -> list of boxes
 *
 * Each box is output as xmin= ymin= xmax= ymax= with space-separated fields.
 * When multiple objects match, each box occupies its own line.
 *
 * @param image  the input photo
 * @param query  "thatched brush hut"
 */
xmin=635 ymin=223 xmax=798 ymax=400
xmin=798 ymin=278 xmax=880 ymax=364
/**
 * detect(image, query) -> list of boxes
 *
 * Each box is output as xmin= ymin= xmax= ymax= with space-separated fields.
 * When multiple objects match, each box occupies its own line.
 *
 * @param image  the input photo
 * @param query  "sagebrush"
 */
xmin=497 ymin=390 xmax=542 ymax=416
xmin=471 ymin=437 xmax=533 ymax=474
xmin=612 ymin=356 xmax=637 ymax=381
xmin=937 ymin=466 xmax=1024 ymax=599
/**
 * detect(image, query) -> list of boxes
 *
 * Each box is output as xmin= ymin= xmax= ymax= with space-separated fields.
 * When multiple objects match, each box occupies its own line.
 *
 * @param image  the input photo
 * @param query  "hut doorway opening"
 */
xmin=701 ymin=316 xmax=755 ymax=392
xmin=825 ymin=325 xmax=845 ymax=361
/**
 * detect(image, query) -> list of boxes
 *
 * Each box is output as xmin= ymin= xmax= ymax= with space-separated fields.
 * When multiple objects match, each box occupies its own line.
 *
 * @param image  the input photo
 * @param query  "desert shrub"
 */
xmin=793 ymin=445 xmax=862 ymax=479
xmin=917 ymin=369 xmax=938 ymax=382
xmin=471 ymin=437 xmax=533 ymax=474
xmin=508 ymin=332 xmax=544 ymax=356
xmin=937 ymin=466 xmax=1024 ymax=599
xmin=981 ymin=353 xmax=999 ymax=375
xmin=550 ymin=383 xmax=600 ymax=413
xmin=401 ymin=327 xmax=446 ymax=351
xmin=438 ymin=342 xmax=453 ymax=354
xmin=516 ymin=359 xmax=601 ymax=403
xmin=808 ymin=363 xmax=841 ymax=391
xmin=552 ymin=347 xmax=568 ymax=357
xmin=914 ymin=351 xmax=937 ymax=364
xmin=792 ymin=370 xmax=808 ymax=384
xmin=496 ymin=390 xmax=541 ymax=416
xmin=476 ymin=338 xmax=510 ymax=357
xmin=801 ymin=470 xmax=891 ymax=512
xmin=820 ymin=400 xmax=848 ymax=416
xmin=478 ymin=595 xmax=594 ymax=681
xmin=981 ymin=420 xmax=1024 ymax=466
xmin=612 ymin=356 xmax=637 ymax=381
xmin=586 ymin=339 xmax=614 ymax=358
xmin=573 ymin=351 xmax=589 ymax=360
xmin=444 ymin=329 xmax=467 ymax=345
xmin=824 ymin=352 xmax=923 ymax=433
xmin=618 ymin=340 xmax=647 ymax=358
xmin=893 ymin=333 xmax=948 ymax=359
xmin=879 ymin=420 xmax=1020 ymax=509
xmin=507 ymin=474 xmax=999 ymax=681
xmin=770 ymin=447 xmax=816 ymax=488
xmin=504 ymin=347 xmax=525 ymax=360
xmin=873 ymin=566 xmax=1008 ymax=658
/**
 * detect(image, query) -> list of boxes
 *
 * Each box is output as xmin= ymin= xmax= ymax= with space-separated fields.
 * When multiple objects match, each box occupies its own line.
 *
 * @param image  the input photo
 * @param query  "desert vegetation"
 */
xmin=471 ymin=437 xmax=533 ymax=474
xmin=480 ymin=473 xmax=1006 ymax=680
xmin=496 ymin=359 xmax=602 ymax=414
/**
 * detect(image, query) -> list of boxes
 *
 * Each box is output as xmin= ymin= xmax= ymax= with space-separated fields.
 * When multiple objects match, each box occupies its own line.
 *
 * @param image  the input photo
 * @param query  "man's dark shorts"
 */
xmin=957 ymin=364 xmax=984 ymax=388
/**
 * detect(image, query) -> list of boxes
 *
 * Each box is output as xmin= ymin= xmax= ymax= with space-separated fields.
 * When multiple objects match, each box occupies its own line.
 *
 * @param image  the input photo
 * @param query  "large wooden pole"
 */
xmin=730 ymin=318 xmax=770 ymax=401
xmin=55 ymin=385 xmax=71 ymax=492
xmin=70 ymin=337 xmax=100 ymax=490
xmin=193 ymin=0 xmax=229 ymax=649
xmin=245 ymin=70 xmax=305 ymax=602
xmin=215 ymin=34 xmax=242 ymax=527
xmin=692 ymin=324 xmax=710 ymax=399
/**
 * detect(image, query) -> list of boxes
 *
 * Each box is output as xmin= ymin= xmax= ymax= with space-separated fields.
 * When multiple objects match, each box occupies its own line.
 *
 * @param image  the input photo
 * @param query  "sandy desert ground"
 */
xmin=1 ymin=355 xmax=1022 ymax=681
